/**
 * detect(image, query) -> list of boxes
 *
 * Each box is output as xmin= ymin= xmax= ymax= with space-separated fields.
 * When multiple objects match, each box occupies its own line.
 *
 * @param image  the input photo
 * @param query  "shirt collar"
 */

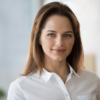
xmin=68 ymin=63 xmax=80 ymax=77
xmin=41 ymin=68 xmax=52 ymax=82
xmin=40 ymin=64 xmax=80 ymax=82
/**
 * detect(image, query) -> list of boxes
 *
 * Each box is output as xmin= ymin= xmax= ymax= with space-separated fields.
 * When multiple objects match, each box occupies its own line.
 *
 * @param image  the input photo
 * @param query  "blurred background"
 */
xmin=0 ymin=0 xmax=100 ymax=99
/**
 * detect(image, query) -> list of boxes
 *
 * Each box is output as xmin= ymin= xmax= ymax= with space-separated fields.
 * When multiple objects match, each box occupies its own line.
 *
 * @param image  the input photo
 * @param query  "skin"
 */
xmin=39 ymin=15 xmax=75 ymax=83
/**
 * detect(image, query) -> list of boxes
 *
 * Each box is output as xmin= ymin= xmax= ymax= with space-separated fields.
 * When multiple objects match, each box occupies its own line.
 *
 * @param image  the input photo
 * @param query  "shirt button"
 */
xmin=65 ymin=94 xmax=68 ymax=96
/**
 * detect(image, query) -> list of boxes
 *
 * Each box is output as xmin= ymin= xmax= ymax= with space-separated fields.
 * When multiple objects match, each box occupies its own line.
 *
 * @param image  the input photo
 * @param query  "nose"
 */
xmin=55 ymin=36 xmax=64 ymax=47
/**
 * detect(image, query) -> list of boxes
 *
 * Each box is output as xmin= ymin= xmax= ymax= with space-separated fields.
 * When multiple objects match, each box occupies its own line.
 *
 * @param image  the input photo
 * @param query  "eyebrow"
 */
xmin=47 ymin=30 xmax=56 ymax=32
xmin=47 ymin=30 xmax=73 ymax=33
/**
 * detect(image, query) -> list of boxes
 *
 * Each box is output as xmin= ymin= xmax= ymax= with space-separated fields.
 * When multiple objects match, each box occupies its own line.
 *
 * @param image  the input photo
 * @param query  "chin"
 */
xmin=53 ymin=57 xmax=66 ymax=62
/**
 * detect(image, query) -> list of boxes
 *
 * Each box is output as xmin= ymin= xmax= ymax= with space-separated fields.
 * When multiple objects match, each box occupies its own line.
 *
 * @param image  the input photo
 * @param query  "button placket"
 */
xmin=55 ymin=74 xmax=71 ymax=100
xmin=65 ymin=94 xmax=68 ymax=96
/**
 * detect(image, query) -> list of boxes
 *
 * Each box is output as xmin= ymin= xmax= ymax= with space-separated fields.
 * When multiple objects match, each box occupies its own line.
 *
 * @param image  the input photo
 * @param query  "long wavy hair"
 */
xmin=20 ymin=2 xmax=84 ymax=76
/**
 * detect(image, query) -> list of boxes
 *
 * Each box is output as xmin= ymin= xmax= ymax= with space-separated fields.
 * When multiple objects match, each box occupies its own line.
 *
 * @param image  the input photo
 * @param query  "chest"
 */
xmin=21 ymin=78 xmax=97 ymax=100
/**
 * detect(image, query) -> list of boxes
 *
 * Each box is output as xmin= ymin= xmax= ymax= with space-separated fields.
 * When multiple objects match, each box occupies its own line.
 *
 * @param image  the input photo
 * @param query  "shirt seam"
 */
xmin=13 ymin=82 xmax=26 ymax=100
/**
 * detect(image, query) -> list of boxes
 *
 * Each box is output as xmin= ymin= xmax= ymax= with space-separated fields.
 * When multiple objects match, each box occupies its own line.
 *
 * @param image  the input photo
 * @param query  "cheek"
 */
xmin=70 ymin=40 xmax=75 ymax=46
xmin=41 ymin=38 xmax=53 ymax=50
xmin=67 ymin=39 xmax=75 ymax=49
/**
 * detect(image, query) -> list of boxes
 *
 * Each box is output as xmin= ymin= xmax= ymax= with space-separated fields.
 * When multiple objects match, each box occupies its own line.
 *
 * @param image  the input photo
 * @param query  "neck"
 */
xmin=43 ymin=56 xmax=70 ymax=83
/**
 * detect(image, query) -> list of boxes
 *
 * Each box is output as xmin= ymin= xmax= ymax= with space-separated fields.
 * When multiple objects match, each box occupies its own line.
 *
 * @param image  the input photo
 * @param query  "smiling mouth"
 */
xmin=52 ymin=49 xmax=66 ymax=53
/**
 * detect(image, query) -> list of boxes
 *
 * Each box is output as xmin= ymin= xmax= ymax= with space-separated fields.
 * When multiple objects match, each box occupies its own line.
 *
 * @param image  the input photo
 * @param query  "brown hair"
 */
xmin=20 ymin=2 xmax=84 ymax=76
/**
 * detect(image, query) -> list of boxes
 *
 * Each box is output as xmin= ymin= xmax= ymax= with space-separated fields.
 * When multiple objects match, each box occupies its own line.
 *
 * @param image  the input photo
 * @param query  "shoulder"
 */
xmin=13 ymin=75 xmax=28 ymax=85
xmin=10 ymin=71 xmax=39 ymax=87
xmin=81 ymin=69 xmax=98 ymax=77
xmin=7 ymin=74 xmax=35 ymax=100
xmin=9 ymin=75 xmax=28 ymax=92
xmin=8 ymin=72 xmax=39 ymax=96
xmin=80 ymin=69 xmax=99 ymax=82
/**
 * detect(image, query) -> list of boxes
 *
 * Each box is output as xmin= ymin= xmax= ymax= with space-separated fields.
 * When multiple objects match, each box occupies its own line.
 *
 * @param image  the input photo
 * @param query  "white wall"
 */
xmin=0 ymin=0 xmax=43 ymax=99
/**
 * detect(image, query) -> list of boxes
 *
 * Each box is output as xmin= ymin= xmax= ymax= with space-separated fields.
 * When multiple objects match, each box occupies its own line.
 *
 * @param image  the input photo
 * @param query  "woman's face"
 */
xmin=39 ymin=15 xmax=75 ymax=61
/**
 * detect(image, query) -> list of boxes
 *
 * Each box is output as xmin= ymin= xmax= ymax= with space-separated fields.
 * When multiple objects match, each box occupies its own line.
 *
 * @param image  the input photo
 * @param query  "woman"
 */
xmin=7 ymin=2 xmax=100 ymax=100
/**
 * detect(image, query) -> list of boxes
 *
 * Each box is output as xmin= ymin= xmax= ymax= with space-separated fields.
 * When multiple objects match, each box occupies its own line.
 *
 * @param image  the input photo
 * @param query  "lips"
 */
xmin=53 ymin=49 xmax=65 ymax=51
xmin=56 ymin=49 xmax=65 ymax=51
xmin=52 ymin=49 xmax=66 ymax=53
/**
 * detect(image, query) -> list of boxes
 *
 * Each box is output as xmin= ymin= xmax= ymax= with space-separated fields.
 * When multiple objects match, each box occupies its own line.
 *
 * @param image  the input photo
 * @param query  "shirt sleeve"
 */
xmin=97 ymin=76 xmax=100 ymax=100
xmin=7 ymin=82 xmax=26 ymax=100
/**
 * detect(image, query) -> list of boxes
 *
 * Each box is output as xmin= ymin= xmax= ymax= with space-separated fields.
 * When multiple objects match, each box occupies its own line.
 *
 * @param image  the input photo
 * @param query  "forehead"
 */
xmin=42 ymin=15 xmax=73 ymax=32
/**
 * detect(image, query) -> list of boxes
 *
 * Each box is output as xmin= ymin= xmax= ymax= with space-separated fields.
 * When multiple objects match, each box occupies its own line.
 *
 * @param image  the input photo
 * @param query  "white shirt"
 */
xmin=7 ymin=65 xmax=100 ymax=100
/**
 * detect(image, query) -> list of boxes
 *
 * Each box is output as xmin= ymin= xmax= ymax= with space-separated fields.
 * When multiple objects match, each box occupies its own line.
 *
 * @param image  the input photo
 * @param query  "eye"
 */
xmin=47 ymin=33 xmax=55 ymax=37
xmin=64 ymin=34 xmax=72 ymax=37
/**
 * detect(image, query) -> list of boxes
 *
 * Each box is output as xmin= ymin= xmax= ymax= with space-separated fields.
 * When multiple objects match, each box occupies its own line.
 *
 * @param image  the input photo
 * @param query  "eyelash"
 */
xmin=64 ymin=34 xmax=72 ymax=37
xmin=47 ymin=33 xmax=55 ymax=37
xmin=47 ymin=33 xmax=72 ymax=37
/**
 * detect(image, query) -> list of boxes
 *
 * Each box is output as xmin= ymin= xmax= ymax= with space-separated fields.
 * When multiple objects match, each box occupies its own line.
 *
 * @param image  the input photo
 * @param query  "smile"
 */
xmin=52 ymin=49 xmax=66 ymax=53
